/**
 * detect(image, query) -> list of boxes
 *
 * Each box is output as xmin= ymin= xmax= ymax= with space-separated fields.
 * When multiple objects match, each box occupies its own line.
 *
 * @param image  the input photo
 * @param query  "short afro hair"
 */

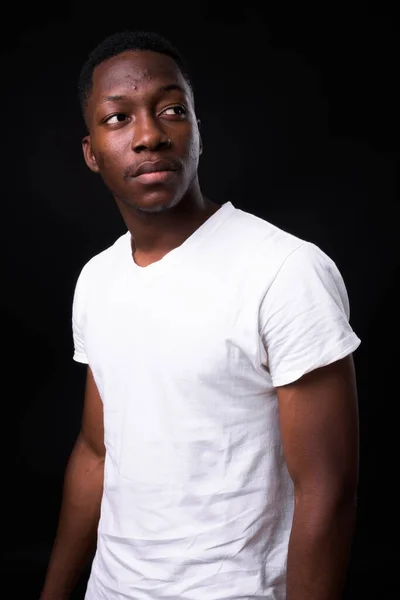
xmin=77 ymin=30 xmax=193 ymax=113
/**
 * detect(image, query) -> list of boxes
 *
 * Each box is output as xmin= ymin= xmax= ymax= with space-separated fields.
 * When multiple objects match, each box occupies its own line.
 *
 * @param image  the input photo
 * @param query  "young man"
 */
xmin=40 ymin=31 xmax=361 ymax=600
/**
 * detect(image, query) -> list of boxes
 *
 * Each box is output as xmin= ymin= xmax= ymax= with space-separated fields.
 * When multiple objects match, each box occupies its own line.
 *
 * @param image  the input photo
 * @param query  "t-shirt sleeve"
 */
xmin=72 ymin=266 xmax=89 ymax=365
xmin=260 ymin=242 xmax=361 ymax=387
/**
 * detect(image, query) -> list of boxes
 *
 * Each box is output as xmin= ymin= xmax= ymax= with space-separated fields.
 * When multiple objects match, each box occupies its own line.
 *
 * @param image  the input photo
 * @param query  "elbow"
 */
xmin=293 ymin=476 xmax=358 ymax=521
xmin=292 ymin=485 xmax=357 ymax=544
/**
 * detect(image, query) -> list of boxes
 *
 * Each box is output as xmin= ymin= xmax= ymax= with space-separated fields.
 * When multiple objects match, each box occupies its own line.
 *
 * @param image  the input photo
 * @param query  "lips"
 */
xmin=133 ymin=159 xmax=179 ymax=177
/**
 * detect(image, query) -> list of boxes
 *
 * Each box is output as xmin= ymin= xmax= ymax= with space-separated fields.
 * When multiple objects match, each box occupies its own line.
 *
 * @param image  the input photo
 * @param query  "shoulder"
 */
xmin=277 ymin=240 xmax=339 ymax=275
xmin=75 ymin=230 xmax=130 ymax=288
xmin=229 ymin=206 xmax=319 ymax=275
xmin=231 ymin=206 xmax=304 ymax=250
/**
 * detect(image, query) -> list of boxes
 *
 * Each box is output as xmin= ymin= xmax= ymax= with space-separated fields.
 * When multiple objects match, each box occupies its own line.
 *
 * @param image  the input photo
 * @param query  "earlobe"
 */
xmin=82 ymin=135 xmax=100 ymax=173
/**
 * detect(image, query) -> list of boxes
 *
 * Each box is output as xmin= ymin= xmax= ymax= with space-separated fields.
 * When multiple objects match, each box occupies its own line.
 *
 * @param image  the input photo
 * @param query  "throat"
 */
xmin=130 ymin=239 xmax=171 ymax=268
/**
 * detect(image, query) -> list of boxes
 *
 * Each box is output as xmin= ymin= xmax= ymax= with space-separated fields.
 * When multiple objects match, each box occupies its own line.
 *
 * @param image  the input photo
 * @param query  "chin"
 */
xmin=127 ymin=191 xmax=184 ymax=214
xmin=136 ymin=202 xmax=173 ymax=214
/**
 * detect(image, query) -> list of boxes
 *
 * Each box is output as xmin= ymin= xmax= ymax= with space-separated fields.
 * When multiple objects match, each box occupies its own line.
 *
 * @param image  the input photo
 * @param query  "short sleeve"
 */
xmin=260 ymin=242 xmax=361 ymax=387
xmin=72 ymin=267 xmax=89 ymax=364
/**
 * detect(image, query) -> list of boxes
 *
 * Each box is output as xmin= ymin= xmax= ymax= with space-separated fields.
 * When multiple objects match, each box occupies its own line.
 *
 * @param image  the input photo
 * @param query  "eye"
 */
xmin=105 ymin=113 xmax=128 ymax=124
xmin=162 ymin=105 xmax=187 ymax=117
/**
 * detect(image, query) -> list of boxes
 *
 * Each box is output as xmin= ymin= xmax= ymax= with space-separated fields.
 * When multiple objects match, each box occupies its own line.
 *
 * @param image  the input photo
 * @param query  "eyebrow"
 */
xmin=100 ymin=84 xmax=186 ymax=104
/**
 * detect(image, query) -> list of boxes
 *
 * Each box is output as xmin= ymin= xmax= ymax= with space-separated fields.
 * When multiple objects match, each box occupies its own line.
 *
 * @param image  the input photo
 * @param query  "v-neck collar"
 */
xmin=124 ymin=201 xmax=235 ymax=283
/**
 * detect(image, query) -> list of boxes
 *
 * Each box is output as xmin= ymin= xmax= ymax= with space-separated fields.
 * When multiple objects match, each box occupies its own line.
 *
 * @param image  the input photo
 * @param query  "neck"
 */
xmin=115 ymin=181 xmax=221 ymax=258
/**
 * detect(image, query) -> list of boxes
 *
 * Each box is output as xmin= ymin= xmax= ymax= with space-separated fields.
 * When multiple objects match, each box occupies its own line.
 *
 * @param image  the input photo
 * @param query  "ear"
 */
xmin=197 ymin=118 xmax=203 ymax=156
xmin=82 ymin=135 xmax=100 ymax=173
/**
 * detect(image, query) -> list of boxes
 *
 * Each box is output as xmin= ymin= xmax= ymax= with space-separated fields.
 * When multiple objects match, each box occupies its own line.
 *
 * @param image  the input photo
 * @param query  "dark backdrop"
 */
xmin=1 ymin=2 xmax=398 ymax=598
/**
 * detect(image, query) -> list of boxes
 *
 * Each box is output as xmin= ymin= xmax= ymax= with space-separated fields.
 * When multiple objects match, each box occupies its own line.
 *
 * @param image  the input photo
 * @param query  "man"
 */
xmin=40 ymin=30 xmax=361 ymax=600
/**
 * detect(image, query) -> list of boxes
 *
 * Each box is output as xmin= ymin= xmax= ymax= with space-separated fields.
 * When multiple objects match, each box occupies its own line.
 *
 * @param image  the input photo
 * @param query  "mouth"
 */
xmin=129 ymin=158 xmax=180 ymax=185
xmin=135 ymin=170 xmax=178 ymax=184
xmin=134 ymin=159 xmax=179 ymax=176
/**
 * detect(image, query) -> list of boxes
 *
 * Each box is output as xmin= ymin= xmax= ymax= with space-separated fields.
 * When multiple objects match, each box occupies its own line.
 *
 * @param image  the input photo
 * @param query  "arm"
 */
xmin=40 ymin=367 xmax=105 ymax=600
xmin=276 ymin=355 xmax=359 ymax=600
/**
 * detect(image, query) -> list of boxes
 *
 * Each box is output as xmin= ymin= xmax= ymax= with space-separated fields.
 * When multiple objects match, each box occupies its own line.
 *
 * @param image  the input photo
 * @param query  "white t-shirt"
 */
xmin=72 ymin=201 xmax=361 ymax=600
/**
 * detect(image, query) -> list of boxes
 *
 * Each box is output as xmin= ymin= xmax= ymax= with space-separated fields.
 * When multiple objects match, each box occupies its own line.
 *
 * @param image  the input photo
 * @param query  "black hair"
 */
xmin=77 ymin=30 xmax=193 ymax=114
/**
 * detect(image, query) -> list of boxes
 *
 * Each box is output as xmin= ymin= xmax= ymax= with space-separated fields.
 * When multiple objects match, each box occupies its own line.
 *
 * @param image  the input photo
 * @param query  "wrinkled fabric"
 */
xmin=72 ymin=201 xmax=361 ymax=599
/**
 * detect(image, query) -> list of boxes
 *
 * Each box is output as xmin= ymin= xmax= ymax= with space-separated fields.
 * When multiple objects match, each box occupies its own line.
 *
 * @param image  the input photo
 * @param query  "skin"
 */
xmin=41 ymin=48 xmax=359 ymax=599
xmin=40 ymin=368 xmax=105 ymax=600
xmin=277 ymin=355 xmax=359 ymax=599
xmin=82 ymin=49 xmax=220 ymax=266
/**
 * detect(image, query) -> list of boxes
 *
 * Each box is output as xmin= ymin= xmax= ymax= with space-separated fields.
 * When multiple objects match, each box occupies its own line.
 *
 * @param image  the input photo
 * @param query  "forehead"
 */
xmin=91 ymin=50 xmax=188 ymax=98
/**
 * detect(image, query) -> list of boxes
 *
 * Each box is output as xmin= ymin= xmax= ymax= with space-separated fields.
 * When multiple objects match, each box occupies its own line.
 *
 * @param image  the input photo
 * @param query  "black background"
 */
xmin=1 ymin=2 xmax=398 ymax=598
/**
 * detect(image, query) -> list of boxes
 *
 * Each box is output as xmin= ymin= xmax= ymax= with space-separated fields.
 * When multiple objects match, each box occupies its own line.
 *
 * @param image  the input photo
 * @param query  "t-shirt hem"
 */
xmin=271 ymin=332 xmax=361 ymax=387
xmin=73 ymin=352 xmax=89 ymax=364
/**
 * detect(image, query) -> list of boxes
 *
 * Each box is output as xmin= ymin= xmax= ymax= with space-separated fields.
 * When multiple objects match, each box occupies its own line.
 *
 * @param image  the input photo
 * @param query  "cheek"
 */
xmin=95 ymin=150 xmax=126 ymax=190
xmin=185 ymin=130 xmax=201 ymax=163
xmin=96 ymin=143 xmax=125 ymax=172
xmin=92 ymin=131 xmax=129 ymax=168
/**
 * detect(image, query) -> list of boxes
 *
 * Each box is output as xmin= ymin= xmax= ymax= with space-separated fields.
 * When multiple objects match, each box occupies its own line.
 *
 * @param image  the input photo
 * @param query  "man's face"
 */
xmin=82 ymin=50 xmax=201 ymax=213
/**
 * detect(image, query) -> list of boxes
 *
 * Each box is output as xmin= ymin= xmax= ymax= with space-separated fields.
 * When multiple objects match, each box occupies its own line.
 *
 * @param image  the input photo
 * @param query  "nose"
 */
xmin=132 ymin=112 xmax=171 ymax=153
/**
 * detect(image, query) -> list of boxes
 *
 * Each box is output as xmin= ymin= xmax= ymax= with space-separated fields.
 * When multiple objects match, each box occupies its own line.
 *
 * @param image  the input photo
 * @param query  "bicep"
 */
xmin=80 ymin=366 xmax=105 ymax=459
xmin=276 ymin=355 xmax=359 ymax=496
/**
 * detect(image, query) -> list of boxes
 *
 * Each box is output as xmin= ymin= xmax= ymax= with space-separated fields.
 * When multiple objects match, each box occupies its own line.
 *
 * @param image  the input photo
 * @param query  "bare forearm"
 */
xmin=40 ymin=435 xmax=104 ymax=600
xmin=286 ymin=493 xmax=357 ymax=600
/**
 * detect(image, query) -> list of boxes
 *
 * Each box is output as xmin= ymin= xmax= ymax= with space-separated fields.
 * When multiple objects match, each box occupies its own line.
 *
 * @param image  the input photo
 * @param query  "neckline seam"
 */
xmin=127 ymin=202 xmax=235 ymax=274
